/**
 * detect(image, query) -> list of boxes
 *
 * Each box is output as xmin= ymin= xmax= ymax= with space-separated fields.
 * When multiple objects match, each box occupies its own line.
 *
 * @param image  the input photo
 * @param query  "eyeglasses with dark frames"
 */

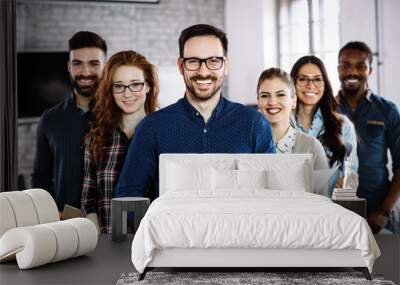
xmin=112 ymin=82 xmax=145 ymax=94
xmin=182 ymin=57 xmax=225 ymax=71
xmin=296 ymin=76 xmax=324 ymax=88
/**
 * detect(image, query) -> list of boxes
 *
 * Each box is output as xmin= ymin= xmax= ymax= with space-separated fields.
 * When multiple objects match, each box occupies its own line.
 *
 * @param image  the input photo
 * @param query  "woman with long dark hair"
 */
xmin=81 ymin=50 xmax=159 ymax=233
xmin=290 ymin=55 xmax=358 ymax=195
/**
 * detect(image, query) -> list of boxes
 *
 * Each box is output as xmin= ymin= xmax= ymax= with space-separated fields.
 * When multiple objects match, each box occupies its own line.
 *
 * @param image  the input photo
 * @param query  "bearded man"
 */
xmin=115 ymin=24 xmax=275 ymax=200
xmin=32 ymin=31 xmax=107 ymax=215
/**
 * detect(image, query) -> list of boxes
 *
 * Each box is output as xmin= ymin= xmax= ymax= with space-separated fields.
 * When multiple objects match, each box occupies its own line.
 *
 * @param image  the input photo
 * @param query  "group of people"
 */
xmin=31 ymin=24 xmax=400 ymax=235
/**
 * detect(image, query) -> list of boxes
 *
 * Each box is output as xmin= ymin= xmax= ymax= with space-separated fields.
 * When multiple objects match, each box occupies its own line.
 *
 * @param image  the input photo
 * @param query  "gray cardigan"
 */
xmin=293 ymin=131 xmax=329 ymax=170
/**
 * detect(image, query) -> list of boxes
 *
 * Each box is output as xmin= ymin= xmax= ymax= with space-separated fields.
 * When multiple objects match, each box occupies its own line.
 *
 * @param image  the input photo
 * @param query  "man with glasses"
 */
xmin=115 ymin=24 xmax=275 ymax=200
xmin=337 ymin=41 xmax=400 ymax=233
xmin=32 ymin=31 xmax=107 ymax=217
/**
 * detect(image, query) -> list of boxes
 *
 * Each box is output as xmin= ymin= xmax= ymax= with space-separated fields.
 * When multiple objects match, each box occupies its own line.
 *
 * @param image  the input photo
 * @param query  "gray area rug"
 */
xmin=117 ymin=271 xmax=396 ymax=285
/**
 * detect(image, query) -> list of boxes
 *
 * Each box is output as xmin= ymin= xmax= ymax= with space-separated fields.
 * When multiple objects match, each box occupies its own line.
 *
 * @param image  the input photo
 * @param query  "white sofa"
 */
xmin=0 ymin=189 xmax=98 ymax=269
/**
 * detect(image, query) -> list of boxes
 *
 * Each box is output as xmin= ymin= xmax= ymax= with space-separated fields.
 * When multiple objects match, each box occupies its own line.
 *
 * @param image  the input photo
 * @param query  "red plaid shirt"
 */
xmin=81 ymin=128 xmax=129 ymax=233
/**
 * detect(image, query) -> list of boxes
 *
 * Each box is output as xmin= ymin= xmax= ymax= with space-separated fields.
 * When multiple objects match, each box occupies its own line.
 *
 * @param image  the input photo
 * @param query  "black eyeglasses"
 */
xmin=112 ymin=82 xmax=145 ymax=94
xmin=296 ymin=76 xmax=324 ymax=88
xmin=182 ymin=57 xmax=225 ymax=71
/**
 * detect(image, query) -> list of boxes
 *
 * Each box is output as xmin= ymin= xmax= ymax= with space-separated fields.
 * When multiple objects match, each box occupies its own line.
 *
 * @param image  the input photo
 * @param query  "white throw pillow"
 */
xmin=236 ymin=169 xmax=267 ymax=188
xmin=238 ymin=157 xmax=311 ymax=192
xmin=237 ymin=158 xmax=273 ymax=171
xmin=211 ymin=169 xmax=267 ymax=190
xmin=265 ymin=162 xmax=307 ymax=191
xmin=167 ymin=162 xmax=212 ymax=191
xmin=211 ymin=168 xmax=237 ymax=190
xmin=166 ymin=159 xmax=236 ymax=192
xmin=167 ymin=158 xmax=235 ymax=170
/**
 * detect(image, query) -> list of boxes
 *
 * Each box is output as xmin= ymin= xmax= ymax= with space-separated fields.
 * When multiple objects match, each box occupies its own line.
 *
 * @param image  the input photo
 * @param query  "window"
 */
xmin=278 ymin=0 xmax=340 ymax=92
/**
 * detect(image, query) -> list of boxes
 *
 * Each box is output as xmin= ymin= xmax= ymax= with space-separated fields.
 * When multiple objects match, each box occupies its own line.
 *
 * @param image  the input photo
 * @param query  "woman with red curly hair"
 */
xmin=81 ymin=50 xmax=159 ymax=233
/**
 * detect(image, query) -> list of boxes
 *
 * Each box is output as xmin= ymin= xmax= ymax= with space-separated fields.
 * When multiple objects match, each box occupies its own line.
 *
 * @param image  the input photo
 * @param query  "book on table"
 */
xmin=333 ymin=188 xmax=357 ymax=193
xmin=332 ymin=188 xmax=358 ymax=200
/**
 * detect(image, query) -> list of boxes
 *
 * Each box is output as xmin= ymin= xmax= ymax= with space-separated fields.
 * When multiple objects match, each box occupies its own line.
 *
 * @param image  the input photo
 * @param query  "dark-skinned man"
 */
xmin=337 ymin=41 xmax=400 ymax=233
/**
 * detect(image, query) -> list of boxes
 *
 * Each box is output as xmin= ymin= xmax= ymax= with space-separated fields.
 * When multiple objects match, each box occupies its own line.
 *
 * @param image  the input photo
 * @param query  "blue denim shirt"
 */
xmin=292 ymin=108 xmax=359 ymax=196
xmin=338 ymin=91 xmax=400 ymax=213
xmin=115 ymin=95 xmax=275 ymax=200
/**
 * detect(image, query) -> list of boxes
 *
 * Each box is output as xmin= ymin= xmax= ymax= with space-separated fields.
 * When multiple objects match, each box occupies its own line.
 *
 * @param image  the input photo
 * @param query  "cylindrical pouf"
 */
xmin=0 ymin=226 xmax=57 ymax=269
xmin=1 ymin=191 xmax=39 ymax=227
xmin=42 ymin=221 xmax=79 ymax=262
xmin=66 ymin=218 xmax=98 ymax=257
xmin=24 ymin=189 xmax=59 ymax=224
xmin=0 ymin=196 xmax=17 ymax=237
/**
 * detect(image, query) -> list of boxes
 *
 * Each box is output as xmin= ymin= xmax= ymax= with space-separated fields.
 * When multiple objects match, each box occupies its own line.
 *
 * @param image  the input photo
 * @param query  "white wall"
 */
xmin=158 ymin=67 xmax=186 ymax=108
xmin=225 ymin=0 xmax=400 ymax=107
xmin=225 ymin=0 xmax=277 ymax=105
xmin=381 ymin=0 xmax=400 ymax=106
xmin=262 ymin=0 xmax=278 ymax=70
xmin=339 ymin=0 xmax=378 ymax=95
xmin=339 ymin=0 xmax=400 ymax=106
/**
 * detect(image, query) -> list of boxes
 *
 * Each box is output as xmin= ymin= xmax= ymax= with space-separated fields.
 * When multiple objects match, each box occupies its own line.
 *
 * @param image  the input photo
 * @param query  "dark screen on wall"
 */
xmin=17 ymin=52 xmax=71 ymax=118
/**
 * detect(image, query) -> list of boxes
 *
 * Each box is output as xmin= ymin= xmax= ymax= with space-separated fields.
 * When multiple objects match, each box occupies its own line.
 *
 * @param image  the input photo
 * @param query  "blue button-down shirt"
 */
xmin=338 ymin=91 xmax=400 ymax=213
xmin=115 ymin=95 xmax=275 ymax=200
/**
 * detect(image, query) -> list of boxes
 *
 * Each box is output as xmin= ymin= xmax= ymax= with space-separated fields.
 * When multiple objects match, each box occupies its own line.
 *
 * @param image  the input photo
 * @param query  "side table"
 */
xmin=111 ymin=197 xmax=150 ymax=242
xmin=332 ymin=198 xmax=366 ymax=218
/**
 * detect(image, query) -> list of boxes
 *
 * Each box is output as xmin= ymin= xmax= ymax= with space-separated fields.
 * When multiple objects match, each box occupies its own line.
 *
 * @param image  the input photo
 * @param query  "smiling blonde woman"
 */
xmin=257 ymin=67 xmax=329 ymax=195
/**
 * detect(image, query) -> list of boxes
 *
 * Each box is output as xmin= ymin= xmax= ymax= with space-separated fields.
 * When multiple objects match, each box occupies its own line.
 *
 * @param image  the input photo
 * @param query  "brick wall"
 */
xmin=17 ymin=0 xmax=225 ymax=65
xmin=17 ymin=0 xmax=225 ymax=188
